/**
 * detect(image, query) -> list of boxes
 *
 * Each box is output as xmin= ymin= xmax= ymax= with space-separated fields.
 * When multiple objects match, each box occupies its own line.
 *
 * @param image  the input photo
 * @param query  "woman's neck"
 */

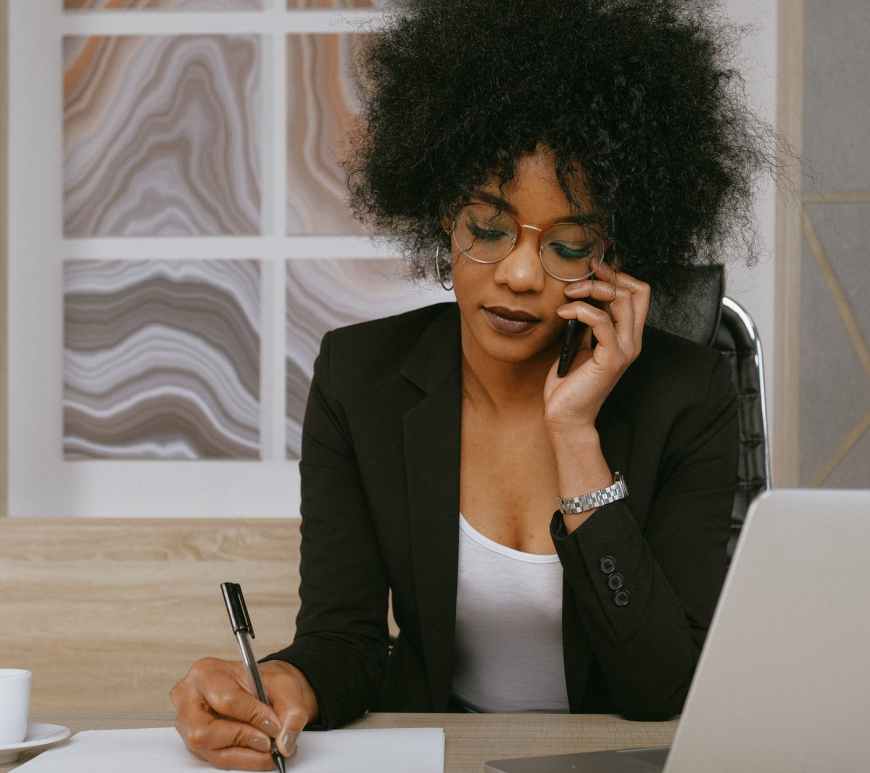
xmin=459 ymin=316 xmax=560 ymax=420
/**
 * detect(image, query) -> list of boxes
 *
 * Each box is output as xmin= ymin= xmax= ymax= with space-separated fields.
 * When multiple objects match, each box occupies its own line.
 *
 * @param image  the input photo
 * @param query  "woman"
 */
xmin=171 ymin=1 xmax=772 ymax=768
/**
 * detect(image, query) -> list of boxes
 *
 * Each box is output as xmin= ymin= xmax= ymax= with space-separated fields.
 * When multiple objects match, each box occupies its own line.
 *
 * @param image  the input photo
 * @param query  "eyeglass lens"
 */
xmin=453 ymin=203 xmax=608 ymax=281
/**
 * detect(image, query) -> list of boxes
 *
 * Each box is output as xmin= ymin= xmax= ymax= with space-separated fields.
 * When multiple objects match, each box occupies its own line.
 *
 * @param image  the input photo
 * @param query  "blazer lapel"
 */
xmin=401 ymin=302 xmax=635 ymax=713
xmin=401 ymin=303 xmax=463 ymax=712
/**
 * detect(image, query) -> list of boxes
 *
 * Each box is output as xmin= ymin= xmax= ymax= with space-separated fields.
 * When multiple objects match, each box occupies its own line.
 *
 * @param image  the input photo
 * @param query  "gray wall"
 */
xmin=799 ymin=1 xmax=870 ymax=487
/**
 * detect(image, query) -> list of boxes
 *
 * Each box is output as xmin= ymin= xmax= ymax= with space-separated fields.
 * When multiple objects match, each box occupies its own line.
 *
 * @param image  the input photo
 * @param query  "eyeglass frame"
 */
xmin=444 ymin=200 xmax=616 ymax=283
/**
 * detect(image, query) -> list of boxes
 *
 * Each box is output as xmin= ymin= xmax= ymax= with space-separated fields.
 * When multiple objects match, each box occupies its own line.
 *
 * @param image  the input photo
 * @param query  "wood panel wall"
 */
xmin=0 ymin=518 xmax=400 ymax=715
xmin=1 ymin=0 xmax=8 ymax=516
xmin=774 ymin=0 xmax=804 ymax=487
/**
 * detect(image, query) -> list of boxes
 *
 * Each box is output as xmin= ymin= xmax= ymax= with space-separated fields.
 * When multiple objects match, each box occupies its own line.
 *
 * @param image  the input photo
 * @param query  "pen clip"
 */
xmin=220 ymin=581 xmax=255 ymax=639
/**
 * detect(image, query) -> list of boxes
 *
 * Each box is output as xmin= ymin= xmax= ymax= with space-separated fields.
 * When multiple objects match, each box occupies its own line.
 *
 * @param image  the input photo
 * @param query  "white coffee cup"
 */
xmin=0 ymin=669 xmax=31 ymax=745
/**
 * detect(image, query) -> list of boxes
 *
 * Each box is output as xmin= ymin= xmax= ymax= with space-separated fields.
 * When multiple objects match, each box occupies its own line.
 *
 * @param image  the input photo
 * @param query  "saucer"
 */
xmin=0 ymin=723 xmax=72 ymax=763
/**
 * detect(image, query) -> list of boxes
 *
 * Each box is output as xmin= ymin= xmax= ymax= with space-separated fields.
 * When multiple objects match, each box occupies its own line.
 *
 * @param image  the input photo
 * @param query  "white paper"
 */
xmin=15 ymin=726 xmax=445 ymax=773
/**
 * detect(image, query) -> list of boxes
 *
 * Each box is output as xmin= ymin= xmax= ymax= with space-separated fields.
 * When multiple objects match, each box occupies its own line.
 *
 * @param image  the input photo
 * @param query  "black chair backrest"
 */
xmin=646 ymin=264 xmax=771 ymax=559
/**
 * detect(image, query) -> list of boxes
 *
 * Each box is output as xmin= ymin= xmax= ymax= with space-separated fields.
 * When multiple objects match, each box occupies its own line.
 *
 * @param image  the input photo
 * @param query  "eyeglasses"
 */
xmin=448 ymin=201 xmax=613 ymax=282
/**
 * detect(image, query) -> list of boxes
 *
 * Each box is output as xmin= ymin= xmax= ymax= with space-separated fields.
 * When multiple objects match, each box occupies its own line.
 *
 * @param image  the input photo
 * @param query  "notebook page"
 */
xmin=15 ymin=726 xmax=445 ymax=773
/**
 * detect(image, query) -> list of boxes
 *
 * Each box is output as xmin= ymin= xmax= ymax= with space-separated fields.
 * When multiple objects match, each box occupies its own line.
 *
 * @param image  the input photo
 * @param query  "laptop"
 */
xmin=484 ymin=488 xmax=870 ymax=773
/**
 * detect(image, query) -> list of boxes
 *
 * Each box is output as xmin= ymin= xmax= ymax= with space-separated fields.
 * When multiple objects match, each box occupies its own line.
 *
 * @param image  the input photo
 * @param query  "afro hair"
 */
xmin=341 ymin=0 xmax=778 ymax=318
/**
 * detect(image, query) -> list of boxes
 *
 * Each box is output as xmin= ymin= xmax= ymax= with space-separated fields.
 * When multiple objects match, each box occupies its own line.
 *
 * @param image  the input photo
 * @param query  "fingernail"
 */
xmin=254 ymin=735 xmax=271 ymax=752
xmin=262 ymin=718 xmax=279 ymax=735
xmin=280 ymin=730 xmax=298 ymax=756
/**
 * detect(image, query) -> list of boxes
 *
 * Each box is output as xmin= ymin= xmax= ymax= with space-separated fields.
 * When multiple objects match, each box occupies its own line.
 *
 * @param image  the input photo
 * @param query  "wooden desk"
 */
xmin=3 ymin=712 xmax=678 ymax=773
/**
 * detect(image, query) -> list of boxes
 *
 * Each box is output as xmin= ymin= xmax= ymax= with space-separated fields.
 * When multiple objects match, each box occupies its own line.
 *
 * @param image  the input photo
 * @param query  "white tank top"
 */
xmin=449 ymin=511 xmax=571 ymax=713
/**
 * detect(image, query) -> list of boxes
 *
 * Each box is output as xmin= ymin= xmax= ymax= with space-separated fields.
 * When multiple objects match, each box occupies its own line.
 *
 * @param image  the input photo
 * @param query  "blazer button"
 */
xmin=599 ymin=555 xmax=616 ymax=574
xmin=607 ymin=572 xmax=624 ymax=591
xmin=614 ymin=589 xmax=631 ymax=607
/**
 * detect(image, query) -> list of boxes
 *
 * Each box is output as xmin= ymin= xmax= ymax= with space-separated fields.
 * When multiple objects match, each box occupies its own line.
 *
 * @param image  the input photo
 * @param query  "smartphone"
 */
xmin=557 ymin=319 xmax=583 ymax=377
xmin=556 ymin=242 xmax=614 ymax=378
xmin=557 ymin=317 xmax=603 ymax=377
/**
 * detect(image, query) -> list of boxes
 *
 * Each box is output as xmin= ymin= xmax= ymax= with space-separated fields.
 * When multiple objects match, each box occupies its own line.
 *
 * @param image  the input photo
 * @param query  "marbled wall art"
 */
xmin=286 ymin=33 xmax=372 ymax=234
xmin=64 ymin=34 xmax=261 ymax=236
xmin=287 ymin=1 xmax=385 ymax=7
xmin=285 ymin=258 xmax=447 ymax=459
xmin=65 ymin=1 xmax=384 ymax=11
xmin=64 ymin=259 xmax=262 ymax=460
xmin=65 ymin=1 xmax=264 ymax=10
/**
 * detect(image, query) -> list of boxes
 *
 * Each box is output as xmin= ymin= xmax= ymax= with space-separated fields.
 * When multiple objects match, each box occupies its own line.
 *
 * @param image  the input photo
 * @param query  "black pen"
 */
xmin=221 ymin=582 xmax=287 ymax=773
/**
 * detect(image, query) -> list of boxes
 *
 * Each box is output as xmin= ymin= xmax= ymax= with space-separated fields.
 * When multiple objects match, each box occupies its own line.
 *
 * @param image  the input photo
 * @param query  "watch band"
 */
xmin=558 ymin=470 xmax=628 ymax=516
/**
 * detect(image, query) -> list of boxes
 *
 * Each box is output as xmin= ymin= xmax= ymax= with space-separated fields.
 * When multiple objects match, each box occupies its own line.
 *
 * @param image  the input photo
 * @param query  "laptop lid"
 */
xmin=665 ymin=488 xmax=870 ymax=773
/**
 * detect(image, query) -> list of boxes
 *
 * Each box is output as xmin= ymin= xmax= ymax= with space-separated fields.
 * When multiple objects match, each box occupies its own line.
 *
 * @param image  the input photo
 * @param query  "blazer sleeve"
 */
xmin=259 ymin=330 xmax=391 ymax=731
xmin=549 ymin=351 xmax=739 ymax=720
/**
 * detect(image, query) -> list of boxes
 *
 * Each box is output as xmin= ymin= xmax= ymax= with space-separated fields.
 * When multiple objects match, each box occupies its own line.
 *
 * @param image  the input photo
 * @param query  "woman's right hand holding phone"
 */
xmin=170 ymin=657 xmax=319 ymax=770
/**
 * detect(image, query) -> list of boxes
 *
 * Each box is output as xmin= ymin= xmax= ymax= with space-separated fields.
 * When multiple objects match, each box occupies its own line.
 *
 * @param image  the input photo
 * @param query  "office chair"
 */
xmin=646 ymin=264 xmax=772 ymax=559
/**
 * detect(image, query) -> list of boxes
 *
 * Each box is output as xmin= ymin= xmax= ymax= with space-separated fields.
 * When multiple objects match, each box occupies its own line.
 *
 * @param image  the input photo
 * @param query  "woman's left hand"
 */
xmin=542 ymin=256 xmax=651 ymax=435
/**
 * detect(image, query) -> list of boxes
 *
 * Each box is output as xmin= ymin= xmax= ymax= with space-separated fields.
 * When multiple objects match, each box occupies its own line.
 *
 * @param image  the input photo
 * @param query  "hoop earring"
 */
xmin=434 ymin=245 xmax=453 ymax=291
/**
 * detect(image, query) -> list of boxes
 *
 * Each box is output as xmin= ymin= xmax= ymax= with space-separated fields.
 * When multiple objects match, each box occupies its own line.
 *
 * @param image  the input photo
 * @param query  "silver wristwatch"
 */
xmin=558 ymin=471 xmax=628 ymax=516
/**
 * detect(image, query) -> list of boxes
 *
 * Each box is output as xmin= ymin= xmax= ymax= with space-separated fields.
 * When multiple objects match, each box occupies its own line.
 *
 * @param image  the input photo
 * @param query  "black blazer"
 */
xmin=261 ymin=301 xmax=739 ymax=729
